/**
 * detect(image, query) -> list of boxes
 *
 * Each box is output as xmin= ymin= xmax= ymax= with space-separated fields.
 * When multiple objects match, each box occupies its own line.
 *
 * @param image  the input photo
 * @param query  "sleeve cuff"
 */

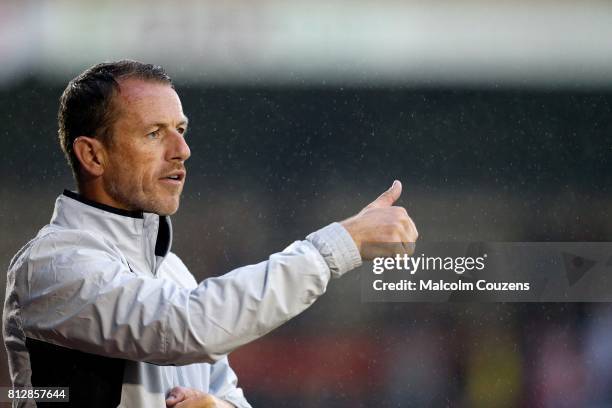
xmin=306 ymin=222 xmax=362 ymax=278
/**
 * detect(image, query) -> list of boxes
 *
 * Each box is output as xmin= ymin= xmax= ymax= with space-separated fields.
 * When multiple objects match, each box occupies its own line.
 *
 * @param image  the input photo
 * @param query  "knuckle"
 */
xmin=412 ymin=225 xmax=419 ymax=240
xmin=399 ymin=217 xmax=411 ymax=228
xmin=392 ymin=206 xmax=406 ymax=216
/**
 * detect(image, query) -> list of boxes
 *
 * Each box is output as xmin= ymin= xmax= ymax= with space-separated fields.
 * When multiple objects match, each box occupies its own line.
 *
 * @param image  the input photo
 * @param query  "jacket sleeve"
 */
xmin=208 ymin=356 xmax=252 ymax=408
xmin=15 ymin=222 xmax=361 ymax=365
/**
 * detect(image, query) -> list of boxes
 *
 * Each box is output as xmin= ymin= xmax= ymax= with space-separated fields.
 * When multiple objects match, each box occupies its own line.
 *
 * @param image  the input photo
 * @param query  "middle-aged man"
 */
xmin=3 ymin=60 xmax=418 ymax=408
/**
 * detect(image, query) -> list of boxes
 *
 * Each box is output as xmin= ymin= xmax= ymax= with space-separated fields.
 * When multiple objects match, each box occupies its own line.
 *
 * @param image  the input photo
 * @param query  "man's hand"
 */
xmin=166 ymin=387 xmax=235 ymax=408
xmin=340 ymin=180 xmax=418 ymax=259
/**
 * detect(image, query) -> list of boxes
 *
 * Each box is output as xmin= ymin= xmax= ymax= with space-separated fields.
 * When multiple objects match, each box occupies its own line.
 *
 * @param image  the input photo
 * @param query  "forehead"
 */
xmin=113 ymin=78 xmax=184 ymax=126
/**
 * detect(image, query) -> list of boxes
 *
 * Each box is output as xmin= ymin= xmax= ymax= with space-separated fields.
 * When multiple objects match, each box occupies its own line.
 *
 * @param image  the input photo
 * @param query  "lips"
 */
xmin=160 ymin=170 xmax=186 ymax=184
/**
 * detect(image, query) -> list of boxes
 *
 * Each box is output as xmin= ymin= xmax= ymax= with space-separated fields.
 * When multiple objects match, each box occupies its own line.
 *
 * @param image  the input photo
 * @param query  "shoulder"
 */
xmin=8 ymin=226 xmax=125 ymax=293
xmin=164 ymin=251 xmax=187 ymax=268
xmin=160 ymin=252 xmax=198 ymax=288
xmin=15 ymin=226 xmax=119 ymax=265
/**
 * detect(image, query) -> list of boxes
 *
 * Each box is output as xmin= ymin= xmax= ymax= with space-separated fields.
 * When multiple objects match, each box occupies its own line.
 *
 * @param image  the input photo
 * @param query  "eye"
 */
xmin=147 ymin=130 xmax=160 ymax=139
xmin=177 ymin=127 xmax=187 ymax=135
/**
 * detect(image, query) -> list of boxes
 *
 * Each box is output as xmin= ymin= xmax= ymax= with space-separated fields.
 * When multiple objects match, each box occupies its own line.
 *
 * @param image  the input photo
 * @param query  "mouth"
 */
xmin=160 ymin=170 xmax=186 ymax=185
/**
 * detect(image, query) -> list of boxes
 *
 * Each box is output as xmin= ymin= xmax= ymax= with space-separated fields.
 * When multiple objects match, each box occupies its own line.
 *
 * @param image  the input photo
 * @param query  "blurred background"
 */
xmin=2 ymin=0 xmax=612 ymax=406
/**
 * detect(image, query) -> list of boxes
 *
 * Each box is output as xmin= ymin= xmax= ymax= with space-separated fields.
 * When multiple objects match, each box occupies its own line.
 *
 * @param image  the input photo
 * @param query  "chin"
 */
xmin=156 ymin=203 xmax=180 ymax=216
xmin=146 ymin=197 xmax=180 ymax=216
xmin=163 ymin=207 xmax=179 ymax=216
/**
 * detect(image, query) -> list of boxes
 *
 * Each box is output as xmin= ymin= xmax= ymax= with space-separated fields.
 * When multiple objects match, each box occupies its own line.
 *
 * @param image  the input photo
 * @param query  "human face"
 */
xmin=101 ymin=78 xmax=191 ymax=215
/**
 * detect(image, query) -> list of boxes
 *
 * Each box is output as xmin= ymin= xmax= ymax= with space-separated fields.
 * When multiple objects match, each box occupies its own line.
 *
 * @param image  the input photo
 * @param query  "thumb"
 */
xmin=166 ymin=394 xmax=178 ymax=407
xmin=367 ymin=180 xmax=402 ymax=209
xmin=166 ymin=387 xmax=184 ymax=406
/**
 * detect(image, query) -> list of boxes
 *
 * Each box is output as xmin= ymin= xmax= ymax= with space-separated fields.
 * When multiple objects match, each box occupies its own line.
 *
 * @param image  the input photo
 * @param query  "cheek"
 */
xmin=136 ymin=155 xmax=160 ymax=186
xmin=108 ymin=143 xmax=160 ymax=187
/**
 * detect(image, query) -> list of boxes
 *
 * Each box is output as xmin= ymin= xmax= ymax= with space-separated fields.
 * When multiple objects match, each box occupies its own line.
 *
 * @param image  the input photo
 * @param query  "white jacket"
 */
xmin=3 ymin=191 xmax=362 ymax=407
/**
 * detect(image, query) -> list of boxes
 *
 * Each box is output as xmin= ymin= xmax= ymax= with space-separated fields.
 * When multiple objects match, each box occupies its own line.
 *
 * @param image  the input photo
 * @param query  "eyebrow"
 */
xmin=148 ymin=116 xmax=189 ymax=129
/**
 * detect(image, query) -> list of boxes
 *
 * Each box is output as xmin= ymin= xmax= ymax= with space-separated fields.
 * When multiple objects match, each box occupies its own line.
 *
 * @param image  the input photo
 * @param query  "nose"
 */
xmin=167 ymin=129 xmax=191 ymax=162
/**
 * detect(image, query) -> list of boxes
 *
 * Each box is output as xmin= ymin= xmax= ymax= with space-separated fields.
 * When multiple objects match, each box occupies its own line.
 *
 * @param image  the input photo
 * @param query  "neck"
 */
xmin=77 ymin=179 xmax=133 ymax=211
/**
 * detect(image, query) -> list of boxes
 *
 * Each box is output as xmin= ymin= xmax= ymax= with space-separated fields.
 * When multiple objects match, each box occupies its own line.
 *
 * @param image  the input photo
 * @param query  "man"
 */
xmin=3 ymin=60 xmax=417 ymax=407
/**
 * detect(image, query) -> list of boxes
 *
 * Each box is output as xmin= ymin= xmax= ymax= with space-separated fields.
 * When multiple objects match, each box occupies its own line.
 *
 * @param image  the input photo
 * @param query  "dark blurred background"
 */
xmin=2 ymin=1 xmax=612 ymax=406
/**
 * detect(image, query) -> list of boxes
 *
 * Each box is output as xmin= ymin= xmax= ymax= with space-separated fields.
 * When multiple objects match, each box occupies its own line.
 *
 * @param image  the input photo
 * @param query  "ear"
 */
xmin=73 ymin=136 xmax=107 ymax=177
